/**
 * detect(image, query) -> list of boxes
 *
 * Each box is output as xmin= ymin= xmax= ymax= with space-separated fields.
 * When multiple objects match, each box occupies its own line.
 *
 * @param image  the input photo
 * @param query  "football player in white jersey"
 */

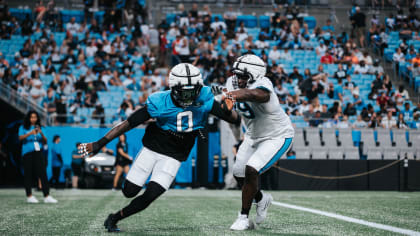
xmin=223 ymin=54 xmax=294 ymax=230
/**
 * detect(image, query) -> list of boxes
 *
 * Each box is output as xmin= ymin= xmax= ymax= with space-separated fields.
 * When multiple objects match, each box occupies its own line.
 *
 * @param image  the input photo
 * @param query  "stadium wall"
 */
xmin=42 ymin=126 xmax=195 ymax=184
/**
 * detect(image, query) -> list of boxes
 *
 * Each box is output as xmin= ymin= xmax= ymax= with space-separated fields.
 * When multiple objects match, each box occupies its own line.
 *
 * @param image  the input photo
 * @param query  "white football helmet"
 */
xmin=169 ymin=63 xmax=203 ymax=107
xmin=232 ymin=54 xmax=266 ymax=89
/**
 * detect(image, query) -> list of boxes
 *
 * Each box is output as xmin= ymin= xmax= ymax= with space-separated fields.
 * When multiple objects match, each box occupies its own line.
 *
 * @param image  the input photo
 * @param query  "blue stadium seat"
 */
xmin=211 ymin=14 xmax=224 ymax=22
xmin=259 ymin=15 xmax=270 ymax=28
xmin=303 ymin=16 xmax=317 ymax=29
xmin=237 ymin=15 xmax=258 ymax=28
xmin=60 ymin=10 xmax=84 ymax=23
xmin=166 ymin=13 xmax=177 ymax=24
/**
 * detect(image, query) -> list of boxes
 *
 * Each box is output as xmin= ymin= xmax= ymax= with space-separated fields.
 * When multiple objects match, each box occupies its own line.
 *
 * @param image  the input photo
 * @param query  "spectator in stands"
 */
xmin=334 ymin=63 xmax=347 ymax=80
xmin=301 ymin=35 xmax=312 ymax=50
xmin=369 ymin=112 xmax=382 ymax=128
xmin=396 ymin=112 xmax=409 ymax=129
xmin=223 ymin=6 xmax=237 ymax=31
xmin=352 ymin=90 xmax=364 ymax=110
xmin=41 ymin=88 xmax=57 ymax=114
xmin=393 ymin=48 xmax=405 ymax=74
xmin=309 ymin=111 xmax=323 ymax=127
xmin=386 ymin=14 xmax=395 ymax=30
xmin=382 ymin=110 xmax=397 ymax=128
xmin=412 ymin=53 xmax=420 ymax=65
xmin=395 ymin=85 xmax=410 ymax=101
xmin=320 ymin=50 xmax=335 ymax=64
xmin=359 ymin=51 xmax=373 ymax=65
xmin=338 ymin=115 xmax=350 ymax=128
xmin=353 ymin=115 xmax=367 ymax=128
xmin=399 ymin=102 xmax=412 ymax=121
xmin=288 ymin=66 xmax=303 ymax=82
xmin=30 ymin=79 xmax=46 ymax=105
xmin=344 ymin=103 xmax=357 ymax=116
xmin=382 ymin=75 xmax=393 ymax=93
xmin=268 ymin=46 xmax=281 ymax=62
xmin=274 ymin=81 xmax=288 ymax=102
xmin=351 ymin=6 xmax=366 ymax=48
xmin=408 ymin=62 xmax=420 ymax=78
xmin=334 ymin=78 xmax=344 ymax=102
xmin=405 ymin=47 xmax=417 ymax=62
xmin=315 ymin=41 xmax=327 ymax=56
xmin=211 ymin=16 xmax=226 ymax=32
xmin=32 ymin=59 xmax=45 ymax=74
xmin=92 ymin=103 xmax=105 ymax=126
xmin=322 ymin=19 xmax=335 ymax=32
xmin=368 ymin=59 xmax=384 ymax=74
xmin=344 ymin=75 xmax=358 ymax=93
xmin=66 ymin=17 xmax=80 ymax=35
xmin=354 ymin=60 xmax=369 ymax=74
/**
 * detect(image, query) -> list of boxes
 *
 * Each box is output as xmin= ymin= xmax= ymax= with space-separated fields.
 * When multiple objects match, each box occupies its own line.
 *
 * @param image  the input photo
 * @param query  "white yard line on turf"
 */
xmin=272 ymin=201 xmax=420 ymax=236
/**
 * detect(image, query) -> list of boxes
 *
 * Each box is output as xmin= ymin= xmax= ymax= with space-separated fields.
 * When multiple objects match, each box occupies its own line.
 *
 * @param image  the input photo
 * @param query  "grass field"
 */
xmin=1 ymin=189 xmax=419 ymax=236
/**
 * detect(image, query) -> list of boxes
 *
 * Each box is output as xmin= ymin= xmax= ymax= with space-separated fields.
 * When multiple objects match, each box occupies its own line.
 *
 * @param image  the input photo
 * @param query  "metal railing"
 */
xmin=0 ymin=81 xmax=48 ymax=125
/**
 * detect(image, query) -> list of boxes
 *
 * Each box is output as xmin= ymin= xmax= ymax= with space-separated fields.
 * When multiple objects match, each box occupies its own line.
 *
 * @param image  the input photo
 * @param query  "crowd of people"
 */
xmin=0 ymin=1 xmax=418 ymax=129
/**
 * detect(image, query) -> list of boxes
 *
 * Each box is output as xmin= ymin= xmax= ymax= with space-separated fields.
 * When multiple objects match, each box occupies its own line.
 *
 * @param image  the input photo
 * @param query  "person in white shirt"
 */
xmin=21 ymin=59 xmax=32 ymax=79
xmin=359 ymin=51 xmax=373 ymax=65
xmin=393 ymin=48 xmax=405 ymax=63
xmin=30 ymin=79 xmax=46 ymax=105
xmin=316 ymin=42 xmax=327 ymax=56
xmin=66 ymin=17 xmax=80 ymax=35
xmin=337 ymin=115 xmax=350 ymax=128
xmin=381 ymin=110 xmax=397 ymax=128
xmin=210 ymin=16 xmax=227 ymax=31
xmin=280 ymin=48 xmax=292 ymax=61
xmin=268 ymin=46 xmax=281 ymax=62
xmin=353 ymin=115 xmax=367 ymax=128
xmin=237 ymin=28 xmax=248 ymax=42
xmin=149 ymin=69 xmax=163 ymax=89
xmin=31 ymin=59 xmax=45 ymax=74
xmin=168 ymin=23 xmax=180 ymax=38
xmin=354 ymin=60 xmax=369 ymax=74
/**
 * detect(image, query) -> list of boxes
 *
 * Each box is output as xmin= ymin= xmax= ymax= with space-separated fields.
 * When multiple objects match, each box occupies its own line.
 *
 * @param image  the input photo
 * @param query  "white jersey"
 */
xmin=226 ymin=76 xmax=294 ymax=140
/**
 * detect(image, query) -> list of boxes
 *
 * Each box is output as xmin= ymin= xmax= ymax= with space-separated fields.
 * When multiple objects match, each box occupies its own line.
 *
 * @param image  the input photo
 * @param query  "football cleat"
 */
xmin=27 ymin=195 xmax=39 ymax=203
xmin=104 ymin=214 xmax=121 ymax=233
xmin=255 ymin=192 xmax=273 ymax=224
xmin=230 ymin=213 xmax=255 ymax=230
xmin=44 ymin=195 xmax=58 ymax=203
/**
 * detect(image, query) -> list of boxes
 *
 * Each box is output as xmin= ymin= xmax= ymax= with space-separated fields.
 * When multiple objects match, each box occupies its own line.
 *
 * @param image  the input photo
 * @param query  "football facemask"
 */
xmin=171 ymin=84 xmax=203 ymax=107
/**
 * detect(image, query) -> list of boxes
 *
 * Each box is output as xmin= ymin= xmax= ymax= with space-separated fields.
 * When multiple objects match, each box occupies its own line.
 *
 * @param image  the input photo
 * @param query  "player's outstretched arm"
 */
xmin=227 ymin=88 xmax=270 ymax=103
xmin=210 ymin=100 xmax=241 ymax=125
xmin=79 ymin=106 xmax=151 ymax=157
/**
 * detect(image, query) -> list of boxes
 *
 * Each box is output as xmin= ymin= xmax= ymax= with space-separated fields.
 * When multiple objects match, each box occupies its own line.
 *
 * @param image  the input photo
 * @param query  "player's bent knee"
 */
xmin=245 ymin=165 xmax=258 ymax=179
xmin=122 ymin=180 xmax=142 ymax=198
xmin=143 ymin=181 xmax=166 ymax=203
xmin=233 ymin=162 xmax=245 ymax=178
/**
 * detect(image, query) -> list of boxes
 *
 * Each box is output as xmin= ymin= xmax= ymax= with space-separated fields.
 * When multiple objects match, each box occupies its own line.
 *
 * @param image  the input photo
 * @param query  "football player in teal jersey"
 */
xmin=79 ymin=63 xmax=239 ymax=232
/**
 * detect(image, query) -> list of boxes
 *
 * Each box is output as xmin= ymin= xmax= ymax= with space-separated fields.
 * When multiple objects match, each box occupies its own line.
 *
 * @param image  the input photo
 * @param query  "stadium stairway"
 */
xmin=0 ymin=80 xmax=48 ymax=125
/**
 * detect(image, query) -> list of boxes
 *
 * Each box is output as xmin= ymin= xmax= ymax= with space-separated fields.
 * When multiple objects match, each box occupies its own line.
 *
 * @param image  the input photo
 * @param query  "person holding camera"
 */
xmin=18 ymin=111 xmax=57 ymax=203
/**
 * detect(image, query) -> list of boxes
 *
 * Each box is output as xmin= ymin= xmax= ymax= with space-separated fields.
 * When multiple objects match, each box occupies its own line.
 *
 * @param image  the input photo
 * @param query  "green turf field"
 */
xmin=0 ymin=189 xmax=419 ymax=235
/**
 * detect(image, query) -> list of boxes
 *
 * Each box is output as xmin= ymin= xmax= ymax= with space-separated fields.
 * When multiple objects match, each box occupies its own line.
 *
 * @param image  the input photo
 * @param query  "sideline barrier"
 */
xmin=266 ymin=160 xmax=420 ymax=190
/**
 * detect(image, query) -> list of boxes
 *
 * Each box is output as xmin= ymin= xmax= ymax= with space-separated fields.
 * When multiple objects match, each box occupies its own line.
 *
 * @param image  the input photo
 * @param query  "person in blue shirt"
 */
xmin=79 ymin=63 xmax=240 ymax=232
xmin=71 ymin=142 xmax=84 ymax=189
xmin=50 ymin=135 xmax=63 ymax=188
xmin=18 ymin=111 xmax=57 ymax=203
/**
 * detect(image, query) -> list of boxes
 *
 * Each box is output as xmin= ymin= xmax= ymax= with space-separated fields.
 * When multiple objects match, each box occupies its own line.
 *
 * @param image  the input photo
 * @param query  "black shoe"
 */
xmin=104 ymin=214 xmax=121 ymax=233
